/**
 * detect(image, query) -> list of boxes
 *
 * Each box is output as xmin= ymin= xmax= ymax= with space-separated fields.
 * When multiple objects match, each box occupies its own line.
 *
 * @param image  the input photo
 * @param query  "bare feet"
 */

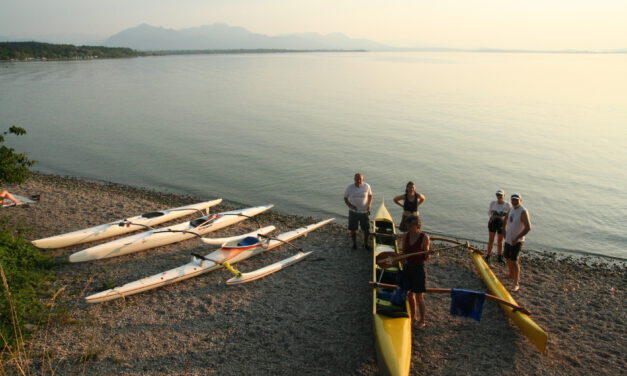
xmin=416 ymin=321 xmax=427 ymax=329
xmin=513 ymin=284 xmax=520 ymax=292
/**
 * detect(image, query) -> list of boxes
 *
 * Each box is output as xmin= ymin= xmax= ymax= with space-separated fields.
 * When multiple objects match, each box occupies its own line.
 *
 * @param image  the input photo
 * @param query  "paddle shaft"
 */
xmin=257 ymin=233 xmax=305 ymax=253
xmin=376 ymin=243 xmax=465 ymax=268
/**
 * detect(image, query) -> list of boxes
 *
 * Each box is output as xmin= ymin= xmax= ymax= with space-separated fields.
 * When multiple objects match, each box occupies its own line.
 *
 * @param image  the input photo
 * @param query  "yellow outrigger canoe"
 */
xmin=372 ymin=200 xmax=411 ymax=376
xmin=468 ymin=250 xmax=548 ymax=352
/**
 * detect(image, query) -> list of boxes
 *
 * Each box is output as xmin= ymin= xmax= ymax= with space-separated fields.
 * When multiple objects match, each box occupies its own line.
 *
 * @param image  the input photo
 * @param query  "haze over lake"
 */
xmin=1 ymin=51 xmax=625 ymax=259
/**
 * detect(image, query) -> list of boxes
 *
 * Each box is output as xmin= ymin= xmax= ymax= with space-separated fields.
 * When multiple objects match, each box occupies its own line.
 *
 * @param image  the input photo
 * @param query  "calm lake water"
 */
xmin=1 ymin=52 xmax=626 ymax=259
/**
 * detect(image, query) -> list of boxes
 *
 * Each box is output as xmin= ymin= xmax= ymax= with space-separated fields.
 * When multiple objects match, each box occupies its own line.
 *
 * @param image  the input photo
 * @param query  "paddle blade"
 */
xmin=376 ymin=252 xmax=399 ymax=269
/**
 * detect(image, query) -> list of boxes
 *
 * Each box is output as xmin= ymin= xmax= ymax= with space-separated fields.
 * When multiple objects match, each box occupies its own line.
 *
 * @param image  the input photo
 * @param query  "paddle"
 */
xmin=376 ymin=243 xmax=465 ymax=268
xmin=376 ymin=250 xmax=432 ymax=269
xmin=369 ymin=281 xmax=531 ymax=315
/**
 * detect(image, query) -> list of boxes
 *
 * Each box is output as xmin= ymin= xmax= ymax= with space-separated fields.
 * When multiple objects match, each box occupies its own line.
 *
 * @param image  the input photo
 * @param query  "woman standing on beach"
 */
xmin=393 ymin=181 xmax=425 ymax=232
xmin=400 ymin=215 xmax=433 ymax=327
xmin=485 ymin=189 xmax=511 ymax=264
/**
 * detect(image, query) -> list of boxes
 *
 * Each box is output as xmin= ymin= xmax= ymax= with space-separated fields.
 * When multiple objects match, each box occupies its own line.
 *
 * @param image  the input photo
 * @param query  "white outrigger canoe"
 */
xmin=69 ymin=204 xmax=273 ymax=263
xmin=85 ymin=218 xmax=334 ymax=303
xmin=32 ymin=199 xmax=222 ymax=249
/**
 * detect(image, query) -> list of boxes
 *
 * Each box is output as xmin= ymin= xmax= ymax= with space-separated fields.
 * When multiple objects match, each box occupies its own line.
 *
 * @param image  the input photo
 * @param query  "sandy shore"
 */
xmin=1 ymin=173 xmax=625 ymax=375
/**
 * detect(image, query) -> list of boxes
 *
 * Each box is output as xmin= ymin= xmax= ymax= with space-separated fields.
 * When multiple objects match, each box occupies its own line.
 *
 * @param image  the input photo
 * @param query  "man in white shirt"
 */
xmin=503 ymin=193 xmax=532 ymax=292
xmin=344 ymin=173 xmax=373 ymax=250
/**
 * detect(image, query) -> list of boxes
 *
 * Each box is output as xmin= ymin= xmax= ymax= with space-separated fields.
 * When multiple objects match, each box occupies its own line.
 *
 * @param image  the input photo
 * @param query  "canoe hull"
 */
xmin=32 ymin=199 xmax=222 ymax=249
xmin=85 ymin=218 xmax=334 ymax=303
xmin=372 ymin=200 xmax=411 ymax=376
xmin=469 ymin=251 xmax=548 ymax=352
xmin=69 ymin=204 xmax=273 ymax=262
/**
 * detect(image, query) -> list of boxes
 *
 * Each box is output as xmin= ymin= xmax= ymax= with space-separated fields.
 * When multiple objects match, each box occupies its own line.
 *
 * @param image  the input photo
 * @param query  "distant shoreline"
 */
xmin=2 ymin=41 xmax=625 ymax=62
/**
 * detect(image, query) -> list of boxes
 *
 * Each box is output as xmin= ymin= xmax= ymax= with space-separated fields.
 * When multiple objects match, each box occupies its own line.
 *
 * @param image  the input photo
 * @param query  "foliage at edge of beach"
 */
xmin=1 ymin=126 xmax=36 ymax=185
xmin=0 ymin=225 xmax=55 ymax=353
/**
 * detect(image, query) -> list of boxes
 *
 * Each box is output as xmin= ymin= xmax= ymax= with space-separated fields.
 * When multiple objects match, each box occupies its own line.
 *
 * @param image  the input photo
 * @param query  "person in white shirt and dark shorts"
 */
xmin=344 ymin=173 xmax=373 ymax=250
xmin=504 ymin=193 xmax=532 ymax=292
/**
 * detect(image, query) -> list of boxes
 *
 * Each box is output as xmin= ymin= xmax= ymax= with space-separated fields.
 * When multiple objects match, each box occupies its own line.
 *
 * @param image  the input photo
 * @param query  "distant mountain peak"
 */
xmin=104 ymin=23 xmax=389 ymax=51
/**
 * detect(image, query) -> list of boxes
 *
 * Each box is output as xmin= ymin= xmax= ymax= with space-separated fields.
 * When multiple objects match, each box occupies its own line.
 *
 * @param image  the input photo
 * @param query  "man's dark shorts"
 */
xmin=402 ymin=263 xmax=426 ymax=293
xmin=504 ymin=242 xmax=523 ymax=261
xmin=348 ymin=211 xmax=369 ymax=231
xmin=488 ymin=218 xmax=504 ymax=234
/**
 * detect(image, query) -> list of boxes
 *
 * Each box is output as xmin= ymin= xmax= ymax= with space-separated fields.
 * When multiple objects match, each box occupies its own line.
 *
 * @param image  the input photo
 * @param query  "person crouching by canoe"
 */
xmin=393 ymin=181 xmax=425 ymax=232
xmin=503 ymin=193 xmax=532 ymax=292
xmin=400 ymin=215 xmax=433 ymax=327
xmin=344 ymin=173 xmax=373 ymax=250
xmin=1 ymin=189 xmax=20 ymax=206
xmin=485 ymin=189 xmax=511 ymax=264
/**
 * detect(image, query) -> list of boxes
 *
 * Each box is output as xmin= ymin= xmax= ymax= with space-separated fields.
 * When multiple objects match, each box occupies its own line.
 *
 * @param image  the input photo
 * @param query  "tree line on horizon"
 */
xmin=0 ymin=41 xmax=143 ymax=61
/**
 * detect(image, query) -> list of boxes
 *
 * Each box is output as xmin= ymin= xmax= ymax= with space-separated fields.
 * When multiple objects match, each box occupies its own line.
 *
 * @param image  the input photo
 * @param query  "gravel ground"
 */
xmin=1 ymin=173 xmax=625 ymax=375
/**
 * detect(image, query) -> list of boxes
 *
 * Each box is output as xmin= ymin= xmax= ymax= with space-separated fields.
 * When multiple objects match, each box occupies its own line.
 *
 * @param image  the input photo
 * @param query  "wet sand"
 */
xmin=1 ymin=173 xmax=625 ymax=375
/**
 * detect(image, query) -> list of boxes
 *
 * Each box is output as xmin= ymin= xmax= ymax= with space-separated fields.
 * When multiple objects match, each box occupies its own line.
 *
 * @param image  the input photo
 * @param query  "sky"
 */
xmin=1 ymin=0 xmax=626 ymax=50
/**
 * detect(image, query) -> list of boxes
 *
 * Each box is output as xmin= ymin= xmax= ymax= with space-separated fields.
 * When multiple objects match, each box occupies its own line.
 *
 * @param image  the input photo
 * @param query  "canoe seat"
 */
xmin=238 ymin=236 xmax=259 ymax=246
xmin=376 ymin=268 xmax=401 ymax=285
xmin=376 ymin=299 xmax=409 ymax=318
xmin=190 ymin=214 xmax=219 ymax=228
xmin=141 ymin=211 xmax=165 ymax=219
xmin=190 ymin=218 xmax=207 ymax=227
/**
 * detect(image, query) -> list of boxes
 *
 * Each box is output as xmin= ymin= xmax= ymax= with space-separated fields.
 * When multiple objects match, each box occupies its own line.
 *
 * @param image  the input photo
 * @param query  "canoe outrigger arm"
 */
xmin=369 ymin=281 xmax=531 ymax=315
xmin=257 ymin=233 xmax=305 ymax=252
xmin=190 ymin=252 xmax=242 ymax=277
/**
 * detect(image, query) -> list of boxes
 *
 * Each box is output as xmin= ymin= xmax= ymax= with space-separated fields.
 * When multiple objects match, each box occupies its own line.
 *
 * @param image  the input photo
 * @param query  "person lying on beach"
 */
xmin=1 ymin=189 xmax=21 ymax=205
xmin=393 ymin=181 xmax=425 ymax=232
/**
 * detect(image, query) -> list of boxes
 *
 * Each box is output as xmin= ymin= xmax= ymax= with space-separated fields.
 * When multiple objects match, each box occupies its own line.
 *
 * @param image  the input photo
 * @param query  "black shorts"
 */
xmin=402 ymin=263 xmax=426 ymax=293
xmin=348 ymin=211 xmax=369 ymax=231
xmin=504 ymin=242 xmax=523 ymax=261
xmin=488 ymin=218 xmax=504 ymax=234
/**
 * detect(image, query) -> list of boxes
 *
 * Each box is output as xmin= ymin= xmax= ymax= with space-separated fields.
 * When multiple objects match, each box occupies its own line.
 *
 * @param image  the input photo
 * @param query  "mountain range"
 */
xmin=103 ymin=23 xmax=390 ymax=51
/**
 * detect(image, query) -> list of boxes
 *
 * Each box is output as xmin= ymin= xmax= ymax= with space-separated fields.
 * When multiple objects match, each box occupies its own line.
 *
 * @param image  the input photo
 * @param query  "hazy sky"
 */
xmin=1 ymin=0 xmax=625 ymax=49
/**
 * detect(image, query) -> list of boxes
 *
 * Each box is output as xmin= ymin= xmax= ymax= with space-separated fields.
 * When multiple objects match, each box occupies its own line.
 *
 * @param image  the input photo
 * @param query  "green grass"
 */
xmin=0 ymin=226 xmax=55 ymax=352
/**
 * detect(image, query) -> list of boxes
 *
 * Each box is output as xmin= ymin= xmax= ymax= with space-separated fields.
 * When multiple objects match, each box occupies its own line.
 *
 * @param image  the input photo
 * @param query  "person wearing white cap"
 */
xmin=485 ymin=189 xmax=511 ymax=264
xmin=503 ymin=193 xmax=532 ymax=292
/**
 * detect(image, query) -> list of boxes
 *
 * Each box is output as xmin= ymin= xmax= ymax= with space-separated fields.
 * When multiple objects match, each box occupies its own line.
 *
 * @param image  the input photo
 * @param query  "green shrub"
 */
xmin=0 ymin=228 xmax=54 ymax=350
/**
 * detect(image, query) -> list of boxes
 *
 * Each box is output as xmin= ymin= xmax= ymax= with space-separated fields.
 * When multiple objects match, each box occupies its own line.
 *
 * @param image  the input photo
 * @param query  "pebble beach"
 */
xmin=2 ymin=173 xmax=625 ymax=375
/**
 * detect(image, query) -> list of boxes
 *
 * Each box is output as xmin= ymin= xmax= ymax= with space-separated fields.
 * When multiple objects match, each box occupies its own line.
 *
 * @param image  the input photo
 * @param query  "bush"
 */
xmin=0 ymin=228 xmax=54 ymax=350
xmin=0 ymin=126 xmax=36 ymax=185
